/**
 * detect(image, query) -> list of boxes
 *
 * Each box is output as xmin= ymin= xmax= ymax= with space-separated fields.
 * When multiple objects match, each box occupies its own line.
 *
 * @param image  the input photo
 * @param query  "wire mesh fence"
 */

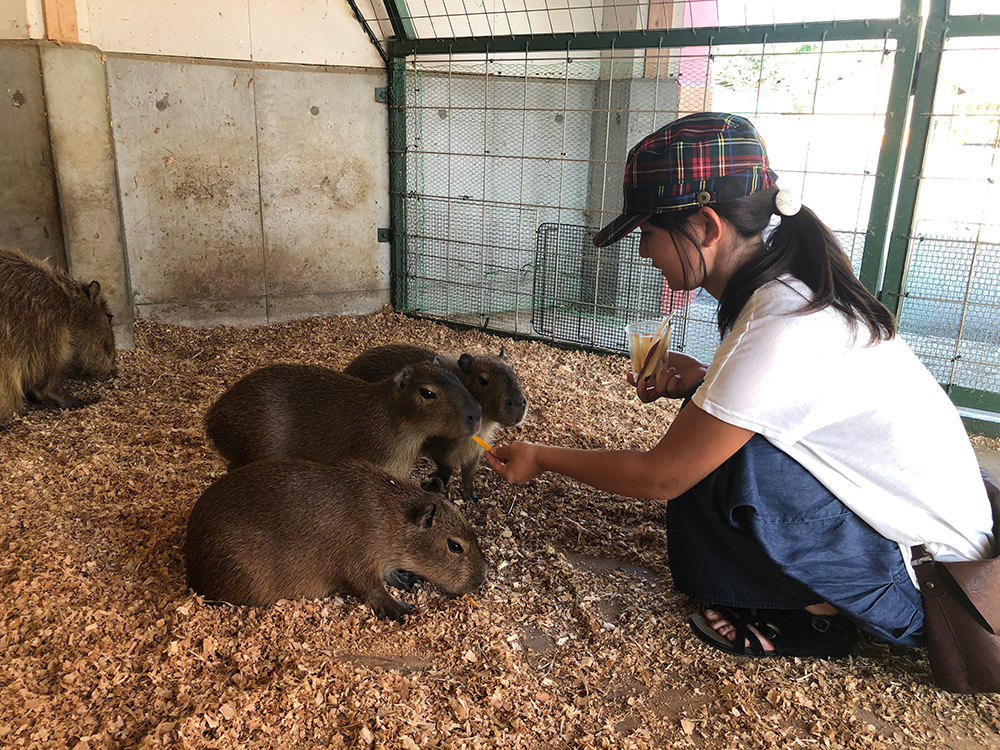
xmin=355 ymin=0 xmax=908 ymax=46
xmin=896 ymin=35 xmax=1000 ymax=399
xmin=391 ymin=37 xmax=895 ymax=357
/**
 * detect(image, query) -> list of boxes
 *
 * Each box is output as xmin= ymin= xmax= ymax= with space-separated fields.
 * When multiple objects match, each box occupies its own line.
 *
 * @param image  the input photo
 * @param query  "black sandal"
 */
xmin=689 ymin=606 xmax=857 ymax=659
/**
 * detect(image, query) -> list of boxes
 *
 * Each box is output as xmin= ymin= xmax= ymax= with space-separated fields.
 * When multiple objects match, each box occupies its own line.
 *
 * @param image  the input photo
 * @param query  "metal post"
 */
xmin=878 ymin=0 xmax=948 ymax=319
xmin=857 ymin=0 xmax=922 ymax=298
xmin=387 ymin=49 xmax=410 ymax=310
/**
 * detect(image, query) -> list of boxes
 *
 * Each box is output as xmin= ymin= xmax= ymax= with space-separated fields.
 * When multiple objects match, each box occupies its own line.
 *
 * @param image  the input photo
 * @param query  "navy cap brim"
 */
xmin=593 ymin=212 xmax=650 ymax=248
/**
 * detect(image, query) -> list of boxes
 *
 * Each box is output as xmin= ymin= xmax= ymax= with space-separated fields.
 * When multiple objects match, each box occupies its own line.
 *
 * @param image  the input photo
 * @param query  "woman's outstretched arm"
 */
xmin=483 ymin=401 xmax=754 ymax=502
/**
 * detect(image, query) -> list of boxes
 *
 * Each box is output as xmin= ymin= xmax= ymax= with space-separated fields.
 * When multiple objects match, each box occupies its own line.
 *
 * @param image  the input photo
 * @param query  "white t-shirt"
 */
xmin=692 ymin=276 xmax=993 ymax=581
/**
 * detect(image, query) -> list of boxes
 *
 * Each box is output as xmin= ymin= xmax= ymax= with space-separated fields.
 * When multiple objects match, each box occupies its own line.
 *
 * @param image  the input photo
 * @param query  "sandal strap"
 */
xmin=715 ymin=606 xmax=771 ymax=657
xmin=711 ymin=606 xmax=857 ymax=659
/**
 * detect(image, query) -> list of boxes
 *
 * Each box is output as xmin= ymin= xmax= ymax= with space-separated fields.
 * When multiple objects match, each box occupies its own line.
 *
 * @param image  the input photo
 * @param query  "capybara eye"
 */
xmin=105 ymin=313 xmax=114 ymax=324
xmin=478 ymin=376 xmax=489 ymax=387
xmin=419 ymin=388 xmax=436 ymax=400
xmin=447 ymin=539 xmax=464 ymax=554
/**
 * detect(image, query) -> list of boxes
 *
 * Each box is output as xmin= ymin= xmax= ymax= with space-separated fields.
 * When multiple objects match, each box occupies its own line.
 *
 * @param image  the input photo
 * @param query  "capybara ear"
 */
xmin=415 ymin=503 xmax=438 ymax=529
xmin=458 ymin=353 xmax=476 ymax=374
xmin=392 ymin=366 xmax=411 ymax=390
xmin=86 ymin=280 xmax=102 ymax=301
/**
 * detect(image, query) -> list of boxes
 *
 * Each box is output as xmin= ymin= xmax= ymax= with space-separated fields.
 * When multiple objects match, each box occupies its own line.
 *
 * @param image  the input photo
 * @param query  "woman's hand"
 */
xmin=482 ymin=442 xmax=545 ymax=485
xmin=628 ymin=350 xmax=707 ymax=403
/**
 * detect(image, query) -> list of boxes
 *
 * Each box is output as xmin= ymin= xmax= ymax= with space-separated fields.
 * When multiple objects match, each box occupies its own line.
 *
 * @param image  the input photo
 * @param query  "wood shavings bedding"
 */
xmin=1 ymin=308 xmax=997 ymax=749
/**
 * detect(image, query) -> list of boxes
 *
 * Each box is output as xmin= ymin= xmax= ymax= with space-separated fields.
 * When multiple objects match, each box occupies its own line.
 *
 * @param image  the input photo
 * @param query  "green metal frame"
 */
xmin=383 ymin=0 xmax=417 ymax=42
xmin=385 ymin=4 xmax=925 ymax=325
xmin=388 ymin=56 xmax=409 ymax=310
xmin=858 ymin=0 xmax=922 ymax=296
xmin=388 ymin=17 xmax=918 ymax=56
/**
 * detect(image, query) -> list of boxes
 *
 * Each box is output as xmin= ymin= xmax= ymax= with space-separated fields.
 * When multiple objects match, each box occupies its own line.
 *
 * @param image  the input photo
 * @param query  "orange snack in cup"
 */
xmin=629 ymin=316 xmax=673 ymax=381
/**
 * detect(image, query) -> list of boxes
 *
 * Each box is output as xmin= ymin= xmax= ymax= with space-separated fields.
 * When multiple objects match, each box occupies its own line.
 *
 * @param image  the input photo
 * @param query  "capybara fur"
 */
xmin=184 ymin=458 xmax=488 ymax=619
xmin=0 ymin=247 xmax=116 ymax=425
xmin=204 ymin=362 xmax=482 ymax=478
xmin=344 ymin=344 xmax=527 ymax=500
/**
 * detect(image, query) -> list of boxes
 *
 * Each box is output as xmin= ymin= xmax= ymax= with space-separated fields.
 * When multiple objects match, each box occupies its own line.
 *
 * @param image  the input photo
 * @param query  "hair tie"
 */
xmin=775 ymin=188 xmax=801 ymax=217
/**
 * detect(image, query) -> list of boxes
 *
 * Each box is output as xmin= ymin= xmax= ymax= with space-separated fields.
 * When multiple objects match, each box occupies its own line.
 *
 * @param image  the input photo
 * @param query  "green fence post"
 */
xmin=387 ymin=49 xmax=410 ymax=310
xmin=858 ymin=0 xmax=922 ymax=297
xmin=878 ymin=0 xmax=949 ymax=318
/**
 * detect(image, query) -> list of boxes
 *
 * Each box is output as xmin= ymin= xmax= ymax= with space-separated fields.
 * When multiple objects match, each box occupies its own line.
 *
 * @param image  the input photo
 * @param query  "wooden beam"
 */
xmin=42 ymin=0 xmax=79 ymax=43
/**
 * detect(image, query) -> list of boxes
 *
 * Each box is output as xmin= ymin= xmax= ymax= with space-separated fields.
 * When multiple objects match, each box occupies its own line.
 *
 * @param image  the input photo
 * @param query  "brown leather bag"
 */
xmin=913 ymin=467 xmax=1000 ymax=693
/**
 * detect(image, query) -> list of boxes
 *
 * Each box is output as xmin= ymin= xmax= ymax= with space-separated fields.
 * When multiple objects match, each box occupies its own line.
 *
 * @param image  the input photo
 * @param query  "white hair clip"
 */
xmin=775 ymin=188 xmax=801 ymax=217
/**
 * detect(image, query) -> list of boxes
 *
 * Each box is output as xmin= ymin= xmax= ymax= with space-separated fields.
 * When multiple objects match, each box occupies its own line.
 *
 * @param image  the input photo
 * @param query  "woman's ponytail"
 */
xmin=716 ymin=187 xmax=896 ymax=344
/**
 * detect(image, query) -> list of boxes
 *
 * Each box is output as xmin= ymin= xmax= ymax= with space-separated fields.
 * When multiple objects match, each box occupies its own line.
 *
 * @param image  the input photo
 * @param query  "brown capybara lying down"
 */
xmin=184 ymin=458 xmax=488 ymax=620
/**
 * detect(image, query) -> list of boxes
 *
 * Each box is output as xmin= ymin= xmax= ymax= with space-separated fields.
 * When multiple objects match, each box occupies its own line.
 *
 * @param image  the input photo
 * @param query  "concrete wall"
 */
xmin=107 ymin=55 xmax=388 ymax=326
xmin=0 ymin=44 xmax=66 ymax=264
xmin=0 ymin=0 xmax=390 ymax=341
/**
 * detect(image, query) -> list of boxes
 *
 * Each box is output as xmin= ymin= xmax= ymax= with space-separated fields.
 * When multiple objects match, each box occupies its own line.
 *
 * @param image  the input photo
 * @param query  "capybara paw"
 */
xmin=374 ymin=598 xmax=414 ymax=622
xmin=422 ymin=477 xmax=446 ymax=494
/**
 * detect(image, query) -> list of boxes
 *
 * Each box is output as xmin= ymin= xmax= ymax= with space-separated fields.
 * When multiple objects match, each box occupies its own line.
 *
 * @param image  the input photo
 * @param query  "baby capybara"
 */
xmin=0 ymin=247 xmax=116 ymax=425
xmin=204 ymin=362 xmax=482 ymax=478
xmin=344 ymin=344 xmax=528 ymax=500
xmin=184 ymin=458 xmax=488 ymax=619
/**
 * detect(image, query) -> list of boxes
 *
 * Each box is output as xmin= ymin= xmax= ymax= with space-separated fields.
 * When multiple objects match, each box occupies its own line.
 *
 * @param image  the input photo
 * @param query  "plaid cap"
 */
xmin=593 ymin=112 xmax=778 ymax=247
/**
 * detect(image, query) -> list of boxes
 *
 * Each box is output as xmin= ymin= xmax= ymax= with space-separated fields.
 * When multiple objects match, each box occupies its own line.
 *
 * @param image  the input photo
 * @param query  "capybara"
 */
xmin=184 ymin=458 xmax=488 ymax=619
xmin=344 ymin=344 xmax=528 ymax=500
xmin=204 ymin=362 xmax=482 ymax=478
xmin=0 ymin=247 xmax=116 ymax=425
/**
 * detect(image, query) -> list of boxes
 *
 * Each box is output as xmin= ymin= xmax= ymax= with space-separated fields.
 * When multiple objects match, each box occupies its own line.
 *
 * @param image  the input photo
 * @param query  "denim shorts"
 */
xmin=665 ymin=431 xmax=925 ymax=647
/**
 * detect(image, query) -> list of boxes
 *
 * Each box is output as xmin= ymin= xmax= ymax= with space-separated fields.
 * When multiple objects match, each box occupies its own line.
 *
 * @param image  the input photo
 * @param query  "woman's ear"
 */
xmin=695 ymin=206 xmax=725 ymax=249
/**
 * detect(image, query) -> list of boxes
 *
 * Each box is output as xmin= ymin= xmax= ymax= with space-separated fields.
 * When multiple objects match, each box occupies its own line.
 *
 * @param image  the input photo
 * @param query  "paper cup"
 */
xmin=626 ymin=317 xmax=672 ymax=380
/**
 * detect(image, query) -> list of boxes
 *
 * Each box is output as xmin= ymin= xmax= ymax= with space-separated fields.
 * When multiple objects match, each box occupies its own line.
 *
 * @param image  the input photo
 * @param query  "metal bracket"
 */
xmin=378 ymin=227 xmax=391 ymax=242
xmin=375 ymin=87 xmax=388 ymax=103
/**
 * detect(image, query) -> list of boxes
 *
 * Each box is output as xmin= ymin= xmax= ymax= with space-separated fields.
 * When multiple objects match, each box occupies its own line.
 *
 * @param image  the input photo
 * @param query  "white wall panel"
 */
xmin=88 ymin=0 xmax=252 ymax=60
xmin=249 ymin=0 xmax=382 ymax=67
xmin=83 ymin=0 xmax=382 ymax=67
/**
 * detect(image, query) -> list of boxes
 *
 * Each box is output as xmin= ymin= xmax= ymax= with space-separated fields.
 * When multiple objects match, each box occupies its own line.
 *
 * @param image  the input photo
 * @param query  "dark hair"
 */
xmin=648 ymin=185 xmax=896 ymax=344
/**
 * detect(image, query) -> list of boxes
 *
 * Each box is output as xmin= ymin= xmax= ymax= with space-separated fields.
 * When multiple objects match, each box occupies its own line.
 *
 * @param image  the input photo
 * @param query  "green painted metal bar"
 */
xmin=944 ymin=14 xmax=1000 ymax=37
xmin=879 ymin=0 xmax=949 ymax=318
xmin=390 ymin=17 xmax=919 ymax=57
xmin=948 ymin=386 xmax=1000 ymax=415
xmin=383 ymin=0 xmax=417 ymax=43
xmin=858 ymin=0 xmax=922 ymax=296
xmin=388 ymin=55 xmax=410 ymax=309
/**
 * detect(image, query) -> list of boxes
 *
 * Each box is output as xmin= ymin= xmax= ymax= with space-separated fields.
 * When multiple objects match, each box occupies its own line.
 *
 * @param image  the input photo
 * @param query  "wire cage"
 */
xmin=389 ymin=36 xmax=899 ymax=355
xmin=350 ymin=0 xmax=1000 ymax=420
